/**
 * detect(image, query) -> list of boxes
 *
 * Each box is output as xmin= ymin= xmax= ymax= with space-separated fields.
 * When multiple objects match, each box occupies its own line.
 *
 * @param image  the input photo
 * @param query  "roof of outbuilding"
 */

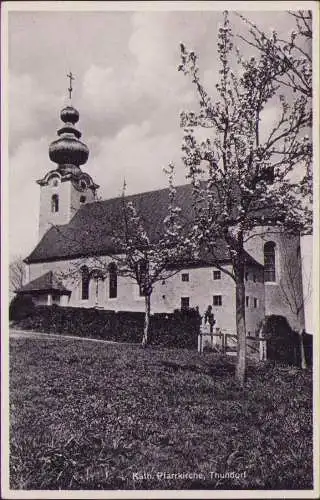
xmin=25 ymin=183 xmax=263 ymax=268
xmin=17 ymin=271 xmax=71 ymax=294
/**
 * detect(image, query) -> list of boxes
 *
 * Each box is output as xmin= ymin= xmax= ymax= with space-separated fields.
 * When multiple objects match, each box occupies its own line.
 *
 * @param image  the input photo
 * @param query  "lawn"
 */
xmin=9 ymin=335 xmax=313 ymax=490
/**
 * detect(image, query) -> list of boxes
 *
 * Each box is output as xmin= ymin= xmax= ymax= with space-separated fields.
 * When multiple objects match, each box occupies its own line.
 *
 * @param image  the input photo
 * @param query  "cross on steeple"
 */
xmin=67 ymin=71 xmax=74 ymax=100
xmin=122 ymin=177 xmax=127 ymax=198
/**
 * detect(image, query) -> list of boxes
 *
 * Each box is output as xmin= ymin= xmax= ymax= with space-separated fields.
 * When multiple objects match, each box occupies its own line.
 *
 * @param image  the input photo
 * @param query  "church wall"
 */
xmin=245 ymin=228 xmax=304 ymax=331
xmin=244 ymin=266 xmax=265 ymax=336
xmin=28 ymin=258 xmax=264 ymax=335
xmin=153 ymin=265 xmax=237 ymax=332
xmin=33 ymin=295 xmax=49 ymax=306
xmin=31 ymin=294 xmax=62 ymax=307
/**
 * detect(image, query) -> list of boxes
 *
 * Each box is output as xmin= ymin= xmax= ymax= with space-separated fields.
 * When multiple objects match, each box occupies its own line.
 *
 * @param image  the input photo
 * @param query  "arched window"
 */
xmin=51 ymin=194 xmax=59 ymax=213
xmin=108 ymin=263 xmax=117 ymax=299
xmin=90 ymin=269 xmax=105 ymax=306
xmin=264 ymin=242 xmax=276 ymax=282
xmin=81 ymin=265 xmax=90 ymax=300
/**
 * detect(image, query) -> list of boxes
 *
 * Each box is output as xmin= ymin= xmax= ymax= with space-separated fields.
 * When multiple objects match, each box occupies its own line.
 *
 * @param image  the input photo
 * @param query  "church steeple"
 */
xmin=48 ymin=73 xmax=89 ymax=176
xmin=48 ymin=104 xmax=89 ymax=174
xmin=36 ymin=75 xmax=99 ymax=240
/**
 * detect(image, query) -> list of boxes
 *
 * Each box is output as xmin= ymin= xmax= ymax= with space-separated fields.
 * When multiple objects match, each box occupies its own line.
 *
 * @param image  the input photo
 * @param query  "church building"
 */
xmin=17 ymin=95 xmax=312 ymax=336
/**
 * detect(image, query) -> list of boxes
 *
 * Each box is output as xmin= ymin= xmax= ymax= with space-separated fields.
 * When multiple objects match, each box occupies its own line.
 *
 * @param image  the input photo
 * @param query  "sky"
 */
xmin=5 ymin=2 xmax=305 ymax=260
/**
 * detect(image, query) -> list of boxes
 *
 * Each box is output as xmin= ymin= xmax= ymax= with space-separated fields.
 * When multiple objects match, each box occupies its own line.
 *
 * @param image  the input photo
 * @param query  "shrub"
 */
xmin=303 ymin=332 xmax=313 ymax=367
xmin=11 ymin=306 xmax=201 ymax=349
xmin=9 ymin=294 xmax=35 ymax=321
xmin=263 ymin=315 xmax=310 ymax=367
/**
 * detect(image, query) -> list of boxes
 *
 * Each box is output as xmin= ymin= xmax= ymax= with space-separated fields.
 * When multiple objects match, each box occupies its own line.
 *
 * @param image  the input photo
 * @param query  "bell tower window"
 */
xmin=51 ymin=194 xmax=59 ymax=213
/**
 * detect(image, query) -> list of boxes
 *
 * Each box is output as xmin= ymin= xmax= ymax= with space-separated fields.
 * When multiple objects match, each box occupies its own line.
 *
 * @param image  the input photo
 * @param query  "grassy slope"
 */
xmin=9 ymin=337 xmax=313 ymax=490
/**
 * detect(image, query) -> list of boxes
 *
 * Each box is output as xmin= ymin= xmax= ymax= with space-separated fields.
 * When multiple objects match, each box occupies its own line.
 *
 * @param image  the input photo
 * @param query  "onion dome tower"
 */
xmin=36 ymin=73 xmax=99 ymax=239
xmin=48 ymin=104 xmax=89 ymax=176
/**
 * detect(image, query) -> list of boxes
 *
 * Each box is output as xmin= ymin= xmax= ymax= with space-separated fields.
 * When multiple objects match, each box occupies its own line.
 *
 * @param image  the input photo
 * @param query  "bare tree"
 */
xmin=9 ymin=257 xmax=25 ymax=295
xmin=178 ymin=11 xmax=312 ymax=385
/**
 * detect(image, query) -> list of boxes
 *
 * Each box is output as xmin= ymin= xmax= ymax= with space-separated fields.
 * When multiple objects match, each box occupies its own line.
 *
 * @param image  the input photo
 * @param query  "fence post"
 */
xmin=198 ymin=331 xmax=203 ymax=354
xmin=259 ymin=336 xmax=267 ymax=361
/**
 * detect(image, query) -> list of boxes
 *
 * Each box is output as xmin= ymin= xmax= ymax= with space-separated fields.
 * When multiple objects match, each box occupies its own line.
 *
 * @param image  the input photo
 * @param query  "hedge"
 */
xmin=10 ymin=305 xmax=312 ymax=364
xmin=10 ymin=305 xmax=201 ymax=349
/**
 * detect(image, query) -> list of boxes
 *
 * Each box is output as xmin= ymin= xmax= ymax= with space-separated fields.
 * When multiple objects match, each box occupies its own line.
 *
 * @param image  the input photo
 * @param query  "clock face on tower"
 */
xmin=70 ymin=173 xmax=96 ymax=193
xmin=48 ymin=175 xmax=60 ymax=187
xmin=73 ymin=176 xmax=89 ymax=192
xmin=78 ymin=179 xmax=87 ymax=191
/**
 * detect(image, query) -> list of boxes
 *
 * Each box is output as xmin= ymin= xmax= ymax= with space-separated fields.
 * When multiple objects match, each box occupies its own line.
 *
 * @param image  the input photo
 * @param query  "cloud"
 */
xmin=128 ymin=12 xmax=216 ymax=104
xmin=82 ymin=65 xmax=140 ymax=115
xmin=80 ymin=63 xmax=153 ymax=140
xmin=9 ymin=138 xmax=49 ymax=257
xmin=9 ymin=72 xmax=61 ymax=153
xmin=87 ymin=120 xmax=186 ymax=202
xmin=78 ymin=11 xmax=220 ymax=152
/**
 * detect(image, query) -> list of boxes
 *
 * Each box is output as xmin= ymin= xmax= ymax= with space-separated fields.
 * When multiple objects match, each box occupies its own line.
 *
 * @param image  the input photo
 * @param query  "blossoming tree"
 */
xmin=58 ymin=165 xmax=191 ymax=347
xmin=110 ymin=165 xmax=191 ymax=347
xmin=178 ymin=11 xmax=312 ymax=384
xmin=236 ymin=9 xmax=312 ymax=197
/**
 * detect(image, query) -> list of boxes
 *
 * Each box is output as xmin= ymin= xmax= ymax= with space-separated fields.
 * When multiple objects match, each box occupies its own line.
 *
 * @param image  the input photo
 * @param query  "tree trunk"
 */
xmin=235 ymin=278 xmax=247 ymax=386
xmin=299 ymin=329 xmax=307 ymax=369
xmin=142 ymin=293 xmax=151 ymax=348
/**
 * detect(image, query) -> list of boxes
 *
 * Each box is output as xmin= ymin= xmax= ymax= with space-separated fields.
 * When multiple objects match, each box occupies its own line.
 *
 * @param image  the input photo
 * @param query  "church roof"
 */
xmin=16 ymin=271 xmax=71 ymax=295
xmin=25 ymin=183 xmax=263 ymax=267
